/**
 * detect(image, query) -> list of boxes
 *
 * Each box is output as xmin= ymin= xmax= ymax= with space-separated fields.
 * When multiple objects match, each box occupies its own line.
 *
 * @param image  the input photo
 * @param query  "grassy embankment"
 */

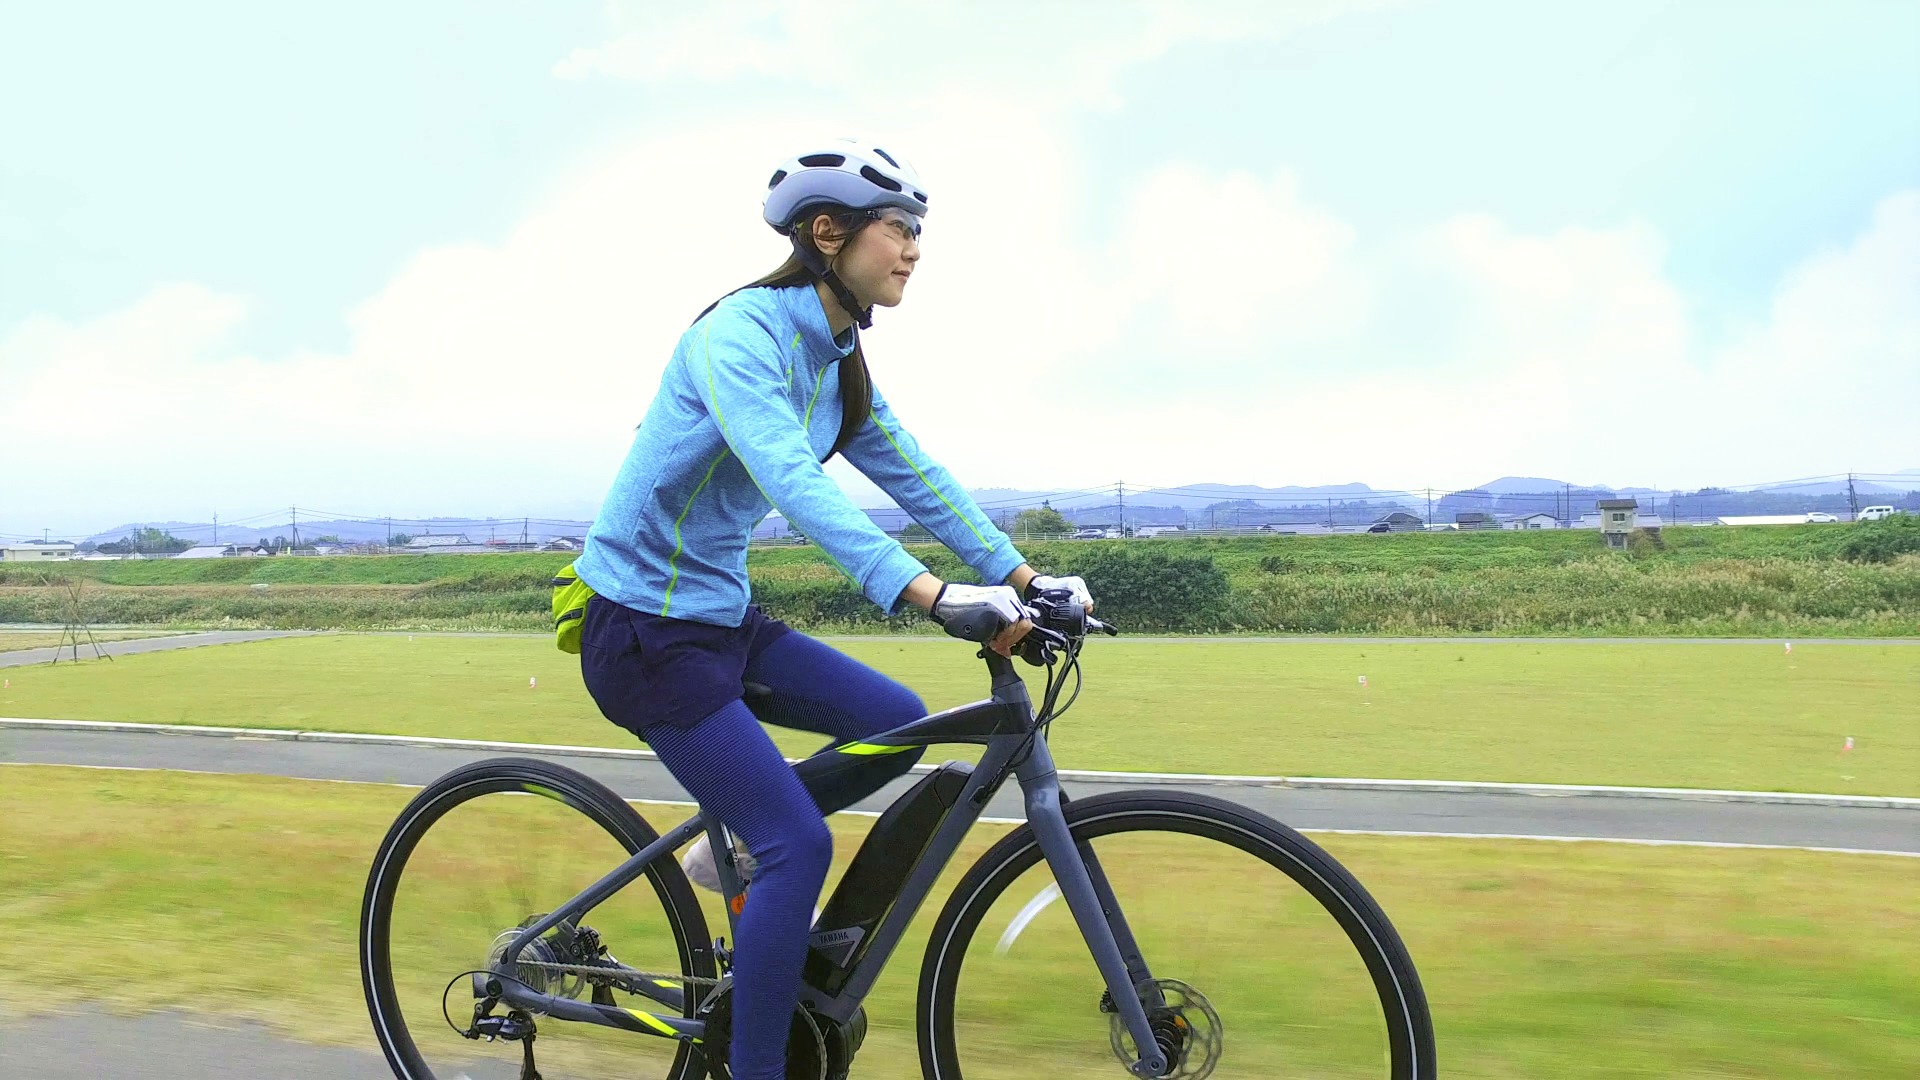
xmin=0 ymin=768 xmax=1912 ymax=1078
xmin=2 ymin=523 xmax=1917 ymax=636
xmin=4 ymin=634 xmax=1913 ymax=795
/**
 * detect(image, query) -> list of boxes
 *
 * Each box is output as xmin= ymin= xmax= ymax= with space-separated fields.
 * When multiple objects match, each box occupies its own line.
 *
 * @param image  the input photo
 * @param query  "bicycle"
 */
xmin=360 ymin=590 xmax=1436 ymax=1079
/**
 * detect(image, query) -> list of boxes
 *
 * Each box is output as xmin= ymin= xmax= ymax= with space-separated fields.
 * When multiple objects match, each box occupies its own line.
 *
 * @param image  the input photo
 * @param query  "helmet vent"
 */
xmin=912 ymin=191 xmax=928 ymax=205
xmin=872 ymin=147 xmax=901 ymax=167
xmin=860 ymin=165 xmax=903 ymax=192
xmin=767 ymin=169 xmax=787 ymax=189
xmin=798 ymin=153 xmax=846 ymax=168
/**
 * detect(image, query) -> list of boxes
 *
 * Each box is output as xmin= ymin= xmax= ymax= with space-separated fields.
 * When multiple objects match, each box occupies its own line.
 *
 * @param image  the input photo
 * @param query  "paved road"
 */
xmin=0 ymin=1012 xmax=395 ymax=1080
xmin=0 ymin=630 xmax=315 ymax=668
xmin=4 ymin=726 xmax=1913 ymax=855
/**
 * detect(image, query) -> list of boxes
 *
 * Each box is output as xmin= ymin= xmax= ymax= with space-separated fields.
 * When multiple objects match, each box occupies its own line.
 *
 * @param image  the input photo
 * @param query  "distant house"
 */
xmin=405 ymin=535 xmax=473 ymax=549
xmin=1502 ymin=512 xmax=1560 ymax=530
xmin=1454 ymin=511 xmax=1499 ymax=530
xmin=1716 ymin=515 xmax=1817 ymax=527
xmin=543 ymin=537 xmax=585 ymax=552
xmin=1597 ymin=498 xmax=1639 ymax=548
xmin=1370 ymin=511 xmax=1423 ymax=532
xmin=177 ymin=544 xmax=270 ymax=558
xmin=1135 ymin=525 xmax=1185 ymax=538
xmin=0 ymin=542 xmax=75 ymax=561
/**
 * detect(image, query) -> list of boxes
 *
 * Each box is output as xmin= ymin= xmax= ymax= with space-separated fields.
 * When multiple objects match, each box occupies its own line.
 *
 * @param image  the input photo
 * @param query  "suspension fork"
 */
xmin=1017 ymin=747 xmax=1170 ymax=1078
xmin=1060 ymin=788 xmax=1167 ymax=1012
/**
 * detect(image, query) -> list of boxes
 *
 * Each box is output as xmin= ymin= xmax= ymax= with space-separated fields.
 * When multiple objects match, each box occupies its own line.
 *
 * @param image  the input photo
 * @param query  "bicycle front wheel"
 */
xmin=360 ymin=757 xmax=714 ymax=1080
xmin=918 ymin=790 xmax=1435 ymax=1079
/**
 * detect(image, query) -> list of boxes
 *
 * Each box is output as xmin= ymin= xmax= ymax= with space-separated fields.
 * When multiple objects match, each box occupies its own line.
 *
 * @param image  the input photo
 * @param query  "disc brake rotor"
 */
xmin=1108 ymin=979 xmax=1224 ymax=1080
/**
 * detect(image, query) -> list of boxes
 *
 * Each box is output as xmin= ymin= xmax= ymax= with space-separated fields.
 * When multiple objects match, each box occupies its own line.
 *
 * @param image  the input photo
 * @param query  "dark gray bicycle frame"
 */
xmin=493 ymin=647 xmax=1174 ymax=1077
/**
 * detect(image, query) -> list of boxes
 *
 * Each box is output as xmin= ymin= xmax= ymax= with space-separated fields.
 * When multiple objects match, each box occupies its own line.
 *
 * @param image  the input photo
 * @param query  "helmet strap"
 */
xmin=791 ymin=234 xmax=874 ymax=330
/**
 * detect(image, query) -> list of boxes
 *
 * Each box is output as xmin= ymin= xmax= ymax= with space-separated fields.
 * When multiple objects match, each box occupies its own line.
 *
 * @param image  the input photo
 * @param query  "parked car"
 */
xmin=1367 ymin=522 xmax=1392 ymax=533
xmin=1805 ymin=512 xmax=1839 ymax=523
xmin=1858 ymin=505 xmax=1902 ymax=521
xmin=1072 ymin=528 xmax=1106 ymax=540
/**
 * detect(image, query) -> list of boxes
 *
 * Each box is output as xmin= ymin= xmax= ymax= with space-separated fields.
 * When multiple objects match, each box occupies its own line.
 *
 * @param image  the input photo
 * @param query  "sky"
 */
xmin=3 ymin=0 xmax=1917 ymax=540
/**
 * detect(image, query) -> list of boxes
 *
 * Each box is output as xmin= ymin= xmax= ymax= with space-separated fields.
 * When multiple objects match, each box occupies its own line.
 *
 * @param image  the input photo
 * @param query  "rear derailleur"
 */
xmin=461 ymin=977 xmax=544 ymax=1080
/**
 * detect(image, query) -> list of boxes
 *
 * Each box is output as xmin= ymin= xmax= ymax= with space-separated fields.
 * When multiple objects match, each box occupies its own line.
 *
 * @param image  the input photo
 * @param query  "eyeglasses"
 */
xmin=867 ymin=208 xmax=923 ymax=244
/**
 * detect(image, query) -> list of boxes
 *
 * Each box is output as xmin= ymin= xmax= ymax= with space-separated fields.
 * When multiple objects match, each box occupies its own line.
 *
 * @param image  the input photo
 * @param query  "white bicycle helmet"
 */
xmin=763 ymin=139 xmax=930 ymax=234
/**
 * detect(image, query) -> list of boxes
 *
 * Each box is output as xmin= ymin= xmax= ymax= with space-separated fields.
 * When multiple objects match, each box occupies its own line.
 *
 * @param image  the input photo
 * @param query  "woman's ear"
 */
xmin=810 ymin=214 xmax=845 ymax=258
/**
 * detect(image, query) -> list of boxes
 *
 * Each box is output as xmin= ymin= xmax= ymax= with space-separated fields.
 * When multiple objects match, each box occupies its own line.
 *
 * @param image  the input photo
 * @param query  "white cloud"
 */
xmin=4 ymin=115 xmax=1914 ymax=534
xmin=554 ymin=0 xmax=1391 ymax=108
xmin=1117 ymin=165 xmax=1367 ymax=344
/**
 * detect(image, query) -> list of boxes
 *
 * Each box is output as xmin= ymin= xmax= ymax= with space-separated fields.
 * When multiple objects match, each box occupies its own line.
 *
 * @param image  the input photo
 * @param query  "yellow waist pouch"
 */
xmin=550 ymin=561 xmax=598 ymax=654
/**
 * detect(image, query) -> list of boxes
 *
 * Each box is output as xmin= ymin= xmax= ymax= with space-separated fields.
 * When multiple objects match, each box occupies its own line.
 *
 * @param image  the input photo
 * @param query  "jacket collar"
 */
xmin=778 ymin=283 xmax=856 ymax=368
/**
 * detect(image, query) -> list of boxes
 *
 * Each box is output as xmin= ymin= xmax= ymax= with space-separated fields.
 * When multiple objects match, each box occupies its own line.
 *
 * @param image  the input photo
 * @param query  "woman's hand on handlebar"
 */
xmin=907 ymin=574 xmax=1035 ymax=656
xmin=986 ymin=609 xmax=1035 ymax=658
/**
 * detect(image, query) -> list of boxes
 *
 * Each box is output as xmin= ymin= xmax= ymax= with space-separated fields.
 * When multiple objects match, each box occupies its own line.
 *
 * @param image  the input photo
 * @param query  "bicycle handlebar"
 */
xmin=938 ymin=587 xmax=1117 ymax=664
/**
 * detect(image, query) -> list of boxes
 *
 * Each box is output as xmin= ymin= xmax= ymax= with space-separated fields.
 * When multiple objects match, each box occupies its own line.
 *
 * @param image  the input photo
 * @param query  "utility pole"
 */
xmin=213 ymin=513 xmax=218 ymax=544
xmin=386 ymin=516 xmax=392 ymax=548
xmin=1847 ymin=473 xmax=1859 ymax=520
xmin=1116 ymin=481 xmax=1125 ymax=538
xmin=290 ymin=507 xmax=298 ymax=552
xmin=522 ymin=517 xmax=529 ymax=547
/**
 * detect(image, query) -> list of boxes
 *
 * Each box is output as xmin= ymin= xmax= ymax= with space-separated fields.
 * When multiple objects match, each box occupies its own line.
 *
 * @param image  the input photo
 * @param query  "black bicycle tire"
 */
xmin=916 ymin=789 xmax=1436 ymax=1079
xmin=360 ymin=755 xmax=715 ymax=1080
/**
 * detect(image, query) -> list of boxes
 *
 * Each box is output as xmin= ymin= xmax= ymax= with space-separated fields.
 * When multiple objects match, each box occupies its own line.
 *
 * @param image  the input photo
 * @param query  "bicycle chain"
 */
xmin=511 ymin=958 xmax=723 ymax=989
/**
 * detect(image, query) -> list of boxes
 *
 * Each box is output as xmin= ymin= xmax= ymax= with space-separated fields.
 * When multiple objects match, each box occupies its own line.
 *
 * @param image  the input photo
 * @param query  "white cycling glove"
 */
xmin=932 ymin=583 xmax=1029 ymax=629
xmin=1024 ymin=574 xmax=1094 ymax=611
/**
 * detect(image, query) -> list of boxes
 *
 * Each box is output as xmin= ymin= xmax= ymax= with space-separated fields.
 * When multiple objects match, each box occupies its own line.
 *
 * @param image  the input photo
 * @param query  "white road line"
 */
xmin=0 ymin=761 xmax=1029 ymax=825
xmin=4 ymin=761 xmax=1908 ymax=856
xmin=5 ymin=716 xmax=1914 ymax=809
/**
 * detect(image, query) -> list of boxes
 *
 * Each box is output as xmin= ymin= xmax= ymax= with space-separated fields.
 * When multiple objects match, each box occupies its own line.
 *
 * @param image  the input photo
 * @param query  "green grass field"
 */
xmin=2 ymin=634 xmax=1914 ymax=795
xmin=0 ymin=768 xmax=1912 ymax=1077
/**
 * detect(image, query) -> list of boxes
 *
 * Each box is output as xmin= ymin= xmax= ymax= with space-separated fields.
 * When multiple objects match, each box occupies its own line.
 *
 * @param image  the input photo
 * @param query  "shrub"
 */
xmin=1835 ymin=514 xmax=1920 ymax=564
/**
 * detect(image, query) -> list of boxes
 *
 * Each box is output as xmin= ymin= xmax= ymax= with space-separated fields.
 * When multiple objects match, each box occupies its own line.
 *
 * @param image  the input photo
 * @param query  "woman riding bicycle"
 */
xmin=569 ymin=140 xmax=1093 ymax=1080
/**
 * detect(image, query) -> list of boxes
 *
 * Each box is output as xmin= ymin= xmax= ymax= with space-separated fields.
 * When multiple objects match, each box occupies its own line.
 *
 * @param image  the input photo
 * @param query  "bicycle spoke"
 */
xmin=365 ymin=764 xmax=709 ymax=1080
xmin=932 ymin=817 xmax=1418 ymax=1078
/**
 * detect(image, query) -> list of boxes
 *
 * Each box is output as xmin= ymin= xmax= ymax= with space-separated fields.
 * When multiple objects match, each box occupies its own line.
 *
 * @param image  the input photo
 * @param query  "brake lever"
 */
xmin=1018 ymin=625 xmax=1069 ymax=667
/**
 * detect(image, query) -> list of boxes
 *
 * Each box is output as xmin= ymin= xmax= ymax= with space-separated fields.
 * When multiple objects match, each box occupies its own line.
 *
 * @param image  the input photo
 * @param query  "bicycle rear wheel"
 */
xmin=918 ymin=790 xmax=1434 ymax=1079
xmin=360 ymin=757 xmax=714 ymax=1080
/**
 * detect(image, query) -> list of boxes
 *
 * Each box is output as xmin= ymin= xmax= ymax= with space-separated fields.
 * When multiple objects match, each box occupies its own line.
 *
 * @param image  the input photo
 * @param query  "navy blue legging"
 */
xmin=639 ymin=630 xmax=927 ymax=1080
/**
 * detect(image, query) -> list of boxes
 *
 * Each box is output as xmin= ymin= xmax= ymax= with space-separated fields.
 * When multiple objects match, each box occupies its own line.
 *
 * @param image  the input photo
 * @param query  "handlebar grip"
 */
xmin=938 ymin=609 xmax=1005 ymax=644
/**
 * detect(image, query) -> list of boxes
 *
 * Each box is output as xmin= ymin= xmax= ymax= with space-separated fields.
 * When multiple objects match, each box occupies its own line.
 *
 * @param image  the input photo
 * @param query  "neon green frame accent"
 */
xmin=624 ymin=1008 xmax=690 ymax=1039
xmin=836 ymin=741 xmax=916 ymax=756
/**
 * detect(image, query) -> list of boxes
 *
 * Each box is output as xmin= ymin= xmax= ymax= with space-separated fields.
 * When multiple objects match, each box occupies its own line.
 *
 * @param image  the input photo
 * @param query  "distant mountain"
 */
xmin=1748 ymin=479 xmax=1911 ymax=496
xmin=71 ymin=471 xmax=1920 ymax=546
xmin=80 ymin=515 xmax=593 ymax=548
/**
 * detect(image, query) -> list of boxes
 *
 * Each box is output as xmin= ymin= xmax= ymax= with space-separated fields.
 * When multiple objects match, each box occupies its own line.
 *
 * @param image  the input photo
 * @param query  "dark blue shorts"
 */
xmin=577 ymin=593 xmax=793 ymax=734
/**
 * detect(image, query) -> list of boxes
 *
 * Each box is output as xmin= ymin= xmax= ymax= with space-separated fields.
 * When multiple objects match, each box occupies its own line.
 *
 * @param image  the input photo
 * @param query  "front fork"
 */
xmin=1017 ymin=746 xmax=1171 ymax=1078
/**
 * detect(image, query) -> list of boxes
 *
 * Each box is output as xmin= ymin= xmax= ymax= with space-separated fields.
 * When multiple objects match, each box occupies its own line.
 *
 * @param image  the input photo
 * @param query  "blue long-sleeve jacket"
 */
xmin=575 ymin=283 xmax=1025 ymax=627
